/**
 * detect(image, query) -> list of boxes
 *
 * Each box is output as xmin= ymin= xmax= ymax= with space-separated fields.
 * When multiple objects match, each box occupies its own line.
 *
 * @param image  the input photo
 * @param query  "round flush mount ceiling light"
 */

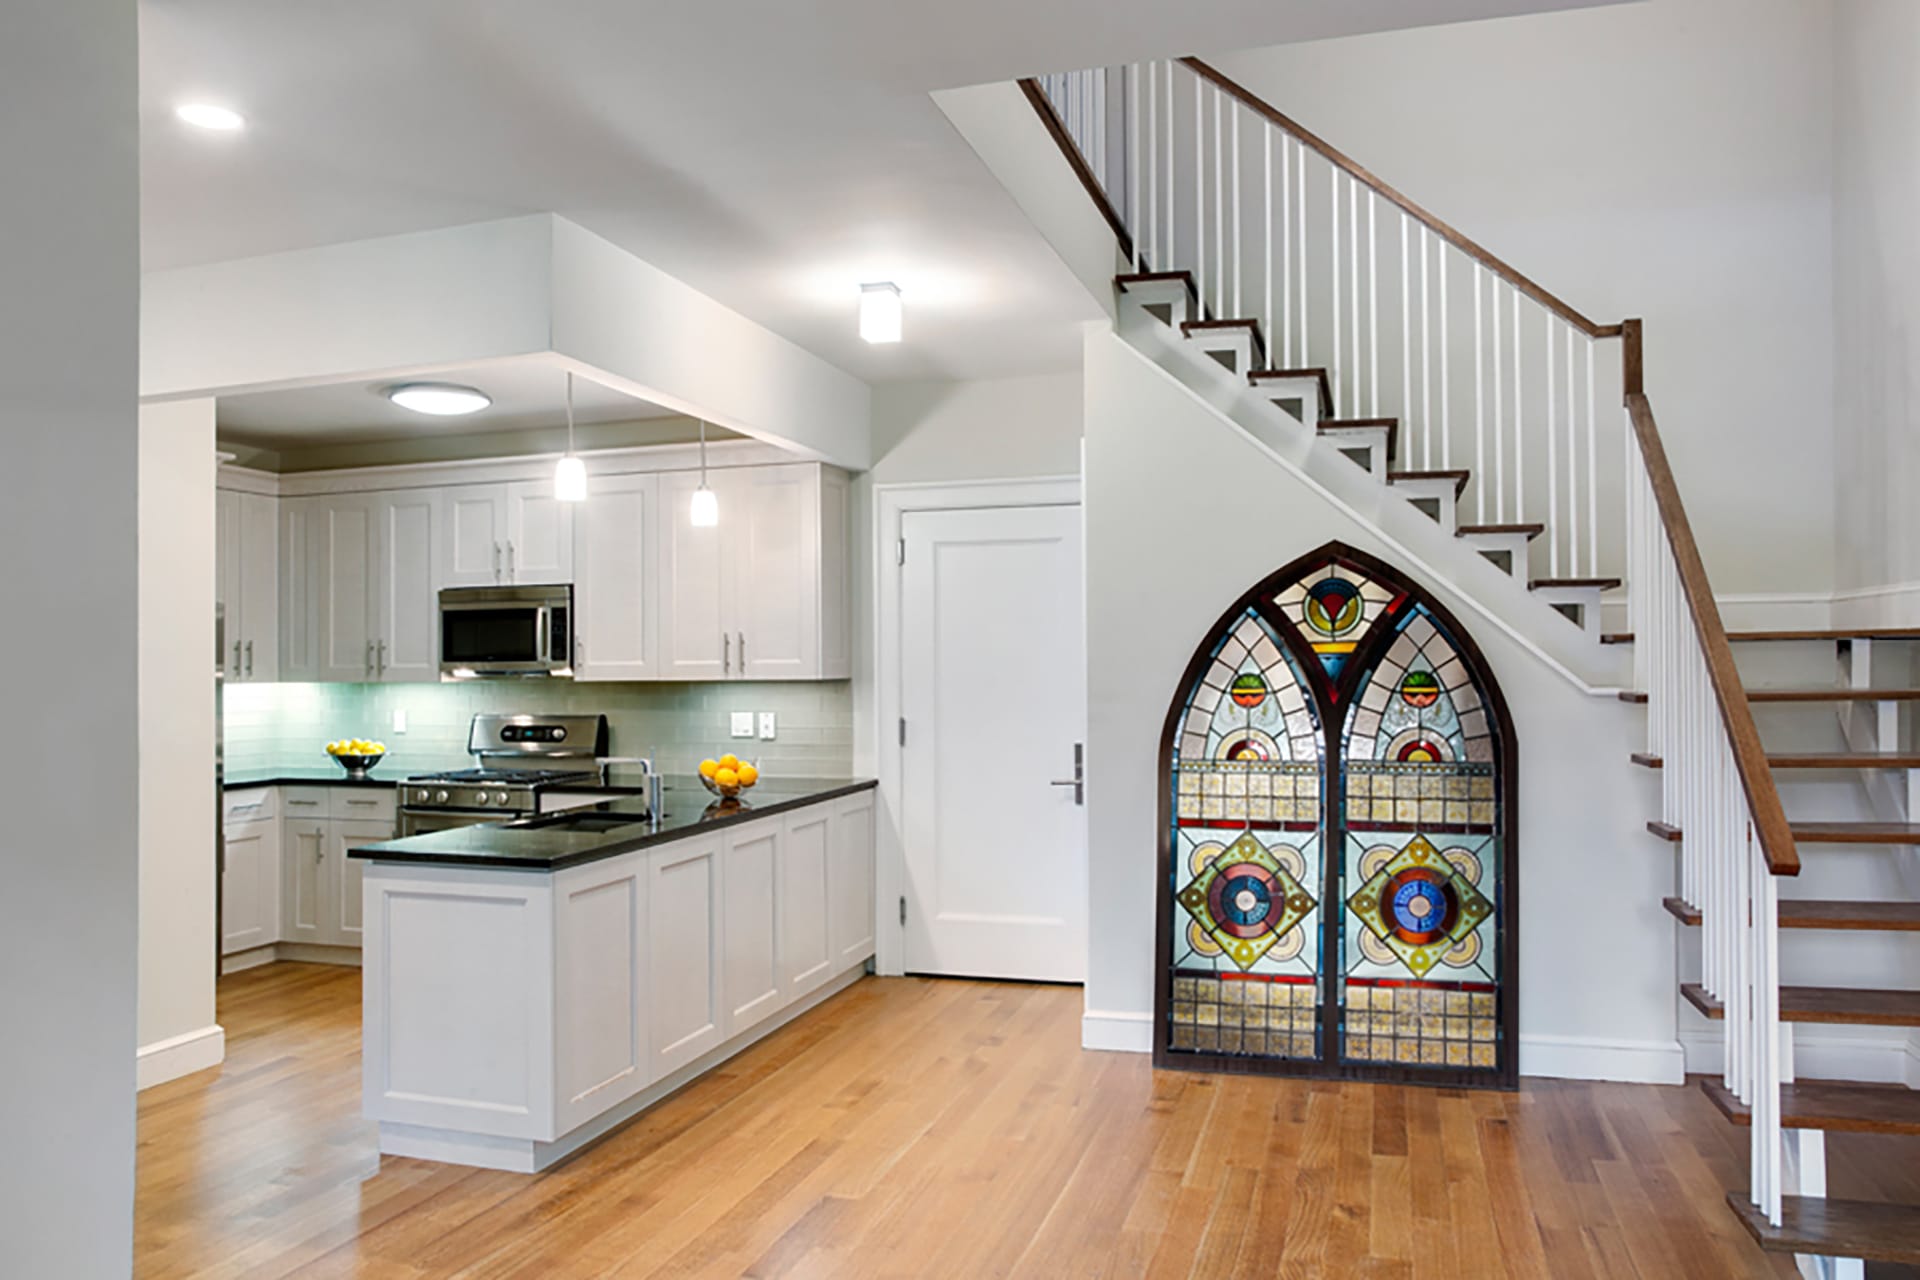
xmin=387 ymin=382 xmax=492 ymax=416
xmin=175 ymin=102 xmax=245 ymax=132
xmin=859 ymin=282 xmax=902 ymax=344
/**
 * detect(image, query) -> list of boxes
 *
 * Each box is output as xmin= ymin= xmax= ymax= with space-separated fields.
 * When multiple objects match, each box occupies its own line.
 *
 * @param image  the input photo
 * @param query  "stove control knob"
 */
xmin=495 ymin=791 xmax=511 ymax=805
xmin=474 ymin=791 xmax=491 ymax=806
xmin=435 ymin=789 xmax=449 ymax=803
xmin=411 ymin=789 xmax=427 ymax=804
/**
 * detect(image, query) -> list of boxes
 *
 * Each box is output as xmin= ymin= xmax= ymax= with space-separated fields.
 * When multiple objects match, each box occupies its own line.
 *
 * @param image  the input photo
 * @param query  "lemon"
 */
xmin=736 ymin=763 xmax=759 ymax=788
xmin=714 ymin=767 xmax=739 ymax=790
xmin=699 ymin=759 xmax=720 ymax=780
xmin=719 ymin=753 xmax=740 ymax=772
xmin=371 ymin=742 xmax=386 ymax=755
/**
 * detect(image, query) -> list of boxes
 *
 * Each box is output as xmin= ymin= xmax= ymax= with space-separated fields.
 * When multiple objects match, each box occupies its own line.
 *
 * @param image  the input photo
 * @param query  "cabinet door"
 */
xmin=647 ymin=835 xmax=724 ymax=1077
xmin=282 ymin=819 xmax=330 ymax=945
xmin=574 ymin=472 xmax=658 ymax=680
xmin=829 ymin=793 xmax=877 ymax=968
xmin=237 ymin=491 xmax=280 ymax=682
xmin=721 ymin=821 xmax=782 ymax=1036
xmin=330 ymin=819 xmax=392 ymax=947
xmin=221 ymin=818 xmax=278 ymax=954
xmin=779 ymin=805 xmax=834 ymax=999
xmin=817 ymin=468 xmax=851 ymax=679
xmin=377 ymin=489 xmax=442 ymax=681
xmin=733 ymin=466 xmax=819 ymax=680
xmin=216 ymin=490 xmax=242 ymax=678
xmin=279 ymin=499 xmax=321 ymax=681
xmin=315 ymin=496 xmax=378 ymax=682
xmin=444 ymin=485 xmax=507 ymax=587
xmin=658 ymin=470 xmax=730 ymax=679
xmin=506 ymin=481 xmax=573 ymax=584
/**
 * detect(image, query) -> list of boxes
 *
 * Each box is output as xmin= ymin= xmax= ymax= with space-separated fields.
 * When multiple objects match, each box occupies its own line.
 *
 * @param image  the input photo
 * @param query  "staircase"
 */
xmin=1022 ymin=55 xmax=1920 ymax=1274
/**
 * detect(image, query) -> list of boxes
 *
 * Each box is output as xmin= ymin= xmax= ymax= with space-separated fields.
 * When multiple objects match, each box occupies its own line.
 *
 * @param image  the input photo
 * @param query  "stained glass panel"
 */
xmin=1272 ymin=560 xmax=1401 ymax=682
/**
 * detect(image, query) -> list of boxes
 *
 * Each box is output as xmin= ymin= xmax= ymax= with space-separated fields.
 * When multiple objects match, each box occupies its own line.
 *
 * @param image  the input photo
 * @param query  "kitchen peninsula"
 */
xmin=350 ymin=777 xmax=876 ymax=1172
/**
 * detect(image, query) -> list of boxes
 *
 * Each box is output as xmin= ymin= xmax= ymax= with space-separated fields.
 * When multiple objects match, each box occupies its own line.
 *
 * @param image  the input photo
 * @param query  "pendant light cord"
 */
xmin=699 ymin=418 xmax=708 ymax=485
xmin=565 ymin=372 xmax=576 ymax=454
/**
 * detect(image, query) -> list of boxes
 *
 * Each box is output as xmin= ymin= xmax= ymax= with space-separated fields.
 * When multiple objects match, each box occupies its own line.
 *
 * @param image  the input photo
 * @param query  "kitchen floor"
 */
xmin=134 ymin=964 xmax=1917 ymax=1279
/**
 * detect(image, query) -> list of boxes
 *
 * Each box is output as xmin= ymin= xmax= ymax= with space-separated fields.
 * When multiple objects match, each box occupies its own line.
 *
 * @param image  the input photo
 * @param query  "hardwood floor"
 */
xmin=134 ymin=963 xmax=1912 ymax=1279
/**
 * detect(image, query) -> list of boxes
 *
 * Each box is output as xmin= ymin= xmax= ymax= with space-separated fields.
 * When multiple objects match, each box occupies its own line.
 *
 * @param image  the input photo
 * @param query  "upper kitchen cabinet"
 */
xmin=282 ymin=490 xmax=443 ymax=682
xmin=444 ymin=481 xmax=573 ymax=587
xmin=572 ymin=471 xmax=660 ymax=680
xmin=216 ymin=486 xmax=279 ymax=682
xmin=658 ymin=463 xmax=849 ymax=681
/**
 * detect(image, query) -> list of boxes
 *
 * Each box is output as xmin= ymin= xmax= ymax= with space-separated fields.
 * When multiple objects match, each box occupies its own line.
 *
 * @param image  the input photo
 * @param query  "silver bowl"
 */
xmin=331 ymin=753 xmax=384 ymax=780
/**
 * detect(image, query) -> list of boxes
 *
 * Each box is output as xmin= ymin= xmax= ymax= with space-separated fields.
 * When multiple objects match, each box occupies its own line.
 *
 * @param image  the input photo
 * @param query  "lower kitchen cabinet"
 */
xmin=280 ymin=786 xmax=395 ymax=950
xmin=221 ymin=817 xmax=281 ymax=954
xmin=721 ymin=820 xmax=782 ymax=1036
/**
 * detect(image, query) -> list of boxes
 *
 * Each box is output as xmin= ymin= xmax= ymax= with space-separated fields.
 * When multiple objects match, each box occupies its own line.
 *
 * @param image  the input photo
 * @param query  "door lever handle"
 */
xmin=1050 ymin=743 xmax=1086 ymax=806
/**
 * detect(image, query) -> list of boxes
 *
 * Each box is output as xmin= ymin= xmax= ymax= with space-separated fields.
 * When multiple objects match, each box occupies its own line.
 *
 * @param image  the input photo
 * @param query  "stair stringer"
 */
xmin=1113 ymin=303 xmax=1628 ymax=694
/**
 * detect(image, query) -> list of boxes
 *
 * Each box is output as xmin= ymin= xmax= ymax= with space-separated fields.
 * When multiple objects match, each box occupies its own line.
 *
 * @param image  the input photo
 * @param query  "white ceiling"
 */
xmin=142 ymin=0 xmax=1624 ymax=385
xmin=216 ymin=360 xmax=674 ymax=450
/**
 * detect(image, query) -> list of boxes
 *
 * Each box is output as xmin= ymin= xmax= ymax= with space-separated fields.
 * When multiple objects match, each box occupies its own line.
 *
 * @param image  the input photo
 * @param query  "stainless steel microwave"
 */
xmin=439 ymin=585 xmax=572 ymax=679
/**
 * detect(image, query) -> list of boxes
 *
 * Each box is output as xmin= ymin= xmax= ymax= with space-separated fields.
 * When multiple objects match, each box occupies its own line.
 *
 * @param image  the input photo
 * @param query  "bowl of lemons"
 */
xmin=325 ymin=738 xmax=387 ymax=780
xmin=698 ymin=753 xmax=760 ymax=799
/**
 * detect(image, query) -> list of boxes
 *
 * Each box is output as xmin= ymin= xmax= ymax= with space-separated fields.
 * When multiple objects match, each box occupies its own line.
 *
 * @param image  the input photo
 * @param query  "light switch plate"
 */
xmin=392 ymin=708 xmax=408 ymax=733
xmin=730 ymin=711 xmax=755 ymax=738
xmin=759 ymin=712 xmax=777 ymax=740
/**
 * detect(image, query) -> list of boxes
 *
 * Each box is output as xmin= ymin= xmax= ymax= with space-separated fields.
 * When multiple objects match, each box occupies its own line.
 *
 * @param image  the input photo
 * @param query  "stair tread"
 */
xmin=1388 ymin=469 xmax=1470 ymax=499
xmin=1683 ymin=981 xmax=1920 ymax=1026
xmin=1457 ymin=523 xmax=1545 ymax=539
xmin=1619 ymin=691 xmax=1649 ymax=704
xmin=1702 ymin=1076 xmax=1920 ymax=1135
xmin=1727 ymin=1192 xmax=1920 ymax=1265
xmin=1746 ymin=687 xmax=1920 ymax=701
xmin=1530 ymin=577 xmax=1622 ymax=591
xmin=1632 ymin=751 xmax=1920 ymax=769
xmin=1650 ymin=820 xmax=1920 ymax=844
xmin=1249 ymin=366 xmax=1334 ymax=417
xmin=1600 ymin=632 xmax=1634 ymax=644
xmin=1663 ymin=895 xmax=1920 ymax=931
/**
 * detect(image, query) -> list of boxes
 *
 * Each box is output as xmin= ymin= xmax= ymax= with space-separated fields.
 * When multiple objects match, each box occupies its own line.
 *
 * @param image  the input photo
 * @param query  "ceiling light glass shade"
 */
xmin=859 ymin=282 xmax=902 ymax=344
xmin=387 ymin=383 xmax=491 ymax=416
xmin=554 ymin=454 xmax=588 ymax=502
xmin=175 ymin=103 xmax=245 ymax=131
xmin=689 ymin=484 xmax=720 ymax=527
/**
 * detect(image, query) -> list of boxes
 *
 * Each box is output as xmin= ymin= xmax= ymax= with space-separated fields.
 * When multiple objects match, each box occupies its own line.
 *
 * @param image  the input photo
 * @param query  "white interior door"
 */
xmin=900 ymin=504 xmax=1085 ymax=982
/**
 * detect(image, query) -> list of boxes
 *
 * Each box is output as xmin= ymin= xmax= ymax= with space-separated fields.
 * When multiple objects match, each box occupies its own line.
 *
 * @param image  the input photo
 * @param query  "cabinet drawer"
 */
xmin=281 ymin=787 xmax=330 ymax=820
xmin=330 ymin=787 xmax=396 ymax=824
xmin=223 ymin=787 xmax=277 ymax=825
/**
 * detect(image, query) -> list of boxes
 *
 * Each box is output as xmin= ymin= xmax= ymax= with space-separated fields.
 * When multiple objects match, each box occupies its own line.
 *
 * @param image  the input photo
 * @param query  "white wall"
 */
xmin=1083 ymin=330 xmax=1680 ymax=1081
xmin=0 ymin=2 xmax=140 ymax=1274
xmin=869 ymin=372 xmax=1083 ymax=487
xmin=1209 ymin=0 xmax=1836 ymax=600
xmin=139 ymin=400 xmax=223 ymax=1088
xmin=1832 ymin=0 xmax=1920 ymax=622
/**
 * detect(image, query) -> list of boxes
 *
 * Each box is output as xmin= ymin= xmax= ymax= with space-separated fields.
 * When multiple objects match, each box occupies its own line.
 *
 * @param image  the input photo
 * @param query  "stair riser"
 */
xmin=1457 ymin=531 xmax=1532 ymax=583
xmin=1530 ymin=584 xmax=1608 ymax=640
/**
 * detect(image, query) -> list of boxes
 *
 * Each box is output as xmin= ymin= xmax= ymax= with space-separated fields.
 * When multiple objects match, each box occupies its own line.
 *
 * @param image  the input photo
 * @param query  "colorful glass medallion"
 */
xmin=1230 ymin=671 xmax=1269 ymax=708
xmin=1393 ymin=737 xmax=1446 ymax=764
xmin=1399 ymin=669 xmax=1440 ymax=708
xmin=1345 ymin=834 xmax=1492 ymax=979
xmin=1176 ymin=831 xmax=1317 ymax=971
xmin=1305 ymin=577 xmax=1364 ymax=641
xmin=1222 ymin=736 xmax=1272 ymax=762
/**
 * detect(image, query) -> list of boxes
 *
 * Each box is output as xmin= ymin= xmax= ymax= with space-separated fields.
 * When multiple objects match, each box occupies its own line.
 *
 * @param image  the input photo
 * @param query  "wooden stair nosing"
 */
xmin=1650 ymin=820 xmax=1920 ymax=845
xmin=1727 ymin=1192 xmax=1920 ymax=1266
xmin=1682 ymin=981 xmax=1920 ymax=1027
xmin=1632 ymin=751 xmax=1920 ymax=770
xmin=1116 ymin=269 xmax=1196 ymax=294
xmin=1456 ymin=522 xmax=1545 ymax=540
xmin=1596 ymin=628 xmax=1920 ymax=645
xmin=1180 ymin=317 xmax=1267 ymax=366
xmin=1387 ymin=468 xmax=1470 ymax=499
xmin=1618 ymin=690 xmax=1649 ymax=704
xmin=1663 ymin=895 xmax=1920 ymax=931
xmin=1746 ymin=687 xmax=1920 ymax=702
xmin=1701 ymin=1076 xmax=1920 ymax=1136
xmin=1530 ymin=576 xmax=1622 ymax=592
xmin=1248 ymin=366 xmax=1335 ymax=418
xmin=1600 ymin=632 xmax=1634 ymax=645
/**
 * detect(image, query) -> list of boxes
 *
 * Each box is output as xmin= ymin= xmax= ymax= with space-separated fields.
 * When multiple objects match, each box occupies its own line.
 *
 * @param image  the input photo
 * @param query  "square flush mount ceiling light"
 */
xmin=859 ymin=282 xmax=902 ymax=344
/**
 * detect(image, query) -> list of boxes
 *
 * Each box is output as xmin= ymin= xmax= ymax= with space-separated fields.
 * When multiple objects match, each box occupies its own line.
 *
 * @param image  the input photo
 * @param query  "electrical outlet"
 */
xmin=392 ymin=708 xmax=407 ymax=733
xmin=758 ymin=712 xmax=777 ymax=740
xmin=730 ymin=711 xmax=755 ymax=738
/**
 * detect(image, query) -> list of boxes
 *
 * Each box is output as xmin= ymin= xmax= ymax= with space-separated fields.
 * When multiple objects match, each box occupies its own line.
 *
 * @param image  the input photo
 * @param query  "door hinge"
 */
xmin=898 ymin=717 xmax=907 ymax=747
xmin=896 ymin=537 xmax=906 ymax=566
xmin=899 ymin=895 xmax=907 ymax=926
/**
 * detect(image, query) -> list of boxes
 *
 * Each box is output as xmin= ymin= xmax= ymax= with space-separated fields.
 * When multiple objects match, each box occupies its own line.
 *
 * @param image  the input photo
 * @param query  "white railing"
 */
xmin=1036 ymin=59 xmax=1617 ymax=578
xmin=1035 ymin=64 xmax=1798 ymax=1230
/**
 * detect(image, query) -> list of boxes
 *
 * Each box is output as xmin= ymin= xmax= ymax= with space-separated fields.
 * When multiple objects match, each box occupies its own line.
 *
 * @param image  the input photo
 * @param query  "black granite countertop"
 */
xmin=348 ymin=777 xmax=877 ymax=871
xmin=223 ymin=766 xmax=411 ymax=790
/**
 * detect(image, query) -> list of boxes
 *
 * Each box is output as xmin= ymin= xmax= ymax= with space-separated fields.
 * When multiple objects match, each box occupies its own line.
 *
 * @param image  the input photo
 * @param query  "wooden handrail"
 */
xmin=1016 ymin=78 xmax=1137 ymax=267
xmin=1621 ymin=321 xmax=1798 ymax=876
xmin=1181 ymin=58 xmax=1619 ymax=341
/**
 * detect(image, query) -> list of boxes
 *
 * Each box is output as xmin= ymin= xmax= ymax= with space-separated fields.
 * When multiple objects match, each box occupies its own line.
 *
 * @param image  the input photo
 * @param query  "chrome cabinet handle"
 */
xmin=315 ymin=829 xmax=325 ymax=862
xmin=1049 ymin=743 xmax=1086 ymax=806
xmin=233 ymin=641 xmax=243 ymax=675
xmin=346 ymin=798 xmax=378 ymax=807
xmin=365 ymin=640 xmax=375 ymax=676
xmin=244 ymin=640 xmax=253 ymax=677
xmin=507 ymin=541 xmax=516 ymax=582
xmin=723 ymin=631 xmax=730 ymax=675
xmin=493 ymin=542 xmax=502 ymax=583
xmin=738 ymin=631 xmax=746 ymax=673
xmin=377 ymin=639 xmax=387 ymax=677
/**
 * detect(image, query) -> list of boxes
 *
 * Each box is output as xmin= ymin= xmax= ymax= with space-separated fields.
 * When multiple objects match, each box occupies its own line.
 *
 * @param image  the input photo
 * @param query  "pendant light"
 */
xmin=554 ymin=372 xmax=587 ymax=502
xmin=690 ymin=418 xmax=719 ymax=527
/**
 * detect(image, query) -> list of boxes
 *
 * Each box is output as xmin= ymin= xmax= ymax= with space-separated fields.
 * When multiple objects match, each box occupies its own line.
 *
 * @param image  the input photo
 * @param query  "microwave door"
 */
xmin=441 ymin=605 xmax=542 ymax=674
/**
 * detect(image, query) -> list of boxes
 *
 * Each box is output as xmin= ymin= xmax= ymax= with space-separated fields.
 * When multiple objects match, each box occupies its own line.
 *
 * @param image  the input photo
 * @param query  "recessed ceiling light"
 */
xmin=387 ymin=383 xmax=491 ymax=416
xmin=175 ymin=103 xmax=245 ymax=132
xmin=859 ymin=282 xmax=902 ymax=344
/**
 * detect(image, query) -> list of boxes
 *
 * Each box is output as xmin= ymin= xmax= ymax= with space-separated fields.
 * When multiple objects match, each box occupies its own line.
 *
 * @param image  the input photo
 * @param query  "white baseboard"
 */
xmin=1081 ymin=1009 xmax=1153 ymax=1053
xmin=1683 ymin=1028 xmax=1918 ymax=1084
xmin=137 ymin=1023 xmax=225 ymax=1090
xmin=1832 ymin=579 xmax=1920 ymax=629
xmin=218 ymin=941 xmax=361 ymax=973
xmin=1518 ymin=1033 xmax=1685 ymax=1084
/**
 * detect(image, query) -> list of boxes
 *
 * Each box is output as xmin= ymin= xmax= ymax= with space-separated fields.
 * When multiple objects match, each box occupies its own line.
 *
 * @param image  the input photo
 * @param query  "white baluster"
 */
xmin=1586 ymin=337 xmax=1599 ymax=579
xmin=1231 ymin=100 xmax=1241 ymax=320
xmin=1348 ymin=176 xmax=1359 ymax=418
xmin=1263 ymin=127 xmax=1272 ymax=367
xmin=1145 ymin=64 xmax=1156 ymax=271
xmin=1129 ymin=65 xmax=1140 ymax=272
xmin=1419 ymin=229 xmax=1432 ymax=471
xmin=1562 ymin=324 xmax=1575 ymax=578
xmin=1492 ymin=280 xmax=1504 ymax=522
xmin=1279 ymin=132 xmax=1291 ymax=366
xmin=1512 ymin=290 xmax=1524 ymax=527
xmin=1367 ymin=193 xmax=1379 ymax=418
xmin=1331 ymin=168 xmax=1341 ymax=412
xmin=1214 ymin=87 xmax=1224 ymax=315
xmin=1295 ymin=142 xmax=1307 ymax=368
xmin=1400 ymin=214 xmax=1412 ymax=449
xmin=1474 ymin=264 xmax=1486 ymax=523
xmin=1439 ymin=248 xmax=1451 ymax=470
xmin=1547 ymin=316 xmax=1559 ymax=577
xmin=1164 ymin=62 xmax=1174 ymax=272
xmin=1194 ymin=76 xmax=1204 ymax=317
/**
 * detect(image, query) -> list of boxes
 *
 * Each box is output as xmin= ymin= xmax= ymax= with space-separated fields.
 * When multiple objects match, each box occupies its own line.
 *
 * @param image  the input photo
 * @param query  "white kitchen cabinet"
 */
xmin=216 ymin=488 xmax=279 ymax=682
xmin=375 ymin=489 xmax=443 ymax=681
xmin=646 ymin=834 xmax=724 ymax=1077
xmin=221 ymin=807 xmax=281 ymax=955
xmin=830 ymin=791 xmax=877 ymax=968
xmin=443 ymin=482 xmax=573 ymax=587
xmin=284 ymin=491 xmax=442 ymax=682
xmin=281 ymin=787 xmax=394 ymax=947
xmin=778 ymin=805 xmax=834 ymax=1001
xmin=283 ymin=815 xmax=330 ymax=945
xmin=657 ymin=463 xmax=849 ymax=680
xmin=572 ymin=472 xmax=659 ymax=680
xmin=720 ymin=819 xmax=782 ymax=1036
xmin=330 ymin=818 xmax=391 ymax=947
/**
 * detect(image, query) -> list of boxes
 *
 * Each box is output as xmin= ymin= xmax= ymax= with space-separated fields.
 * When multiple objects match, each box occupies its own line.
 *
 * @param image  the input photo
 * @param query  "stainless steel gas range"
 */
xmin=398 ymin=713 xmax=613 ymax=837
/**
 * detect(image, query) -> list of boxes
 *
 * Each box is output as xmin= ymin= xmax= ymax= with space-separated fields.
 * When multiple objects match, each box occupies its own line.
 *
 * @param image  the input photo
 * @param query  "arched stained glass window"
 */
xmin=1157 ymin=543 xmax=1516 ymax=1087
